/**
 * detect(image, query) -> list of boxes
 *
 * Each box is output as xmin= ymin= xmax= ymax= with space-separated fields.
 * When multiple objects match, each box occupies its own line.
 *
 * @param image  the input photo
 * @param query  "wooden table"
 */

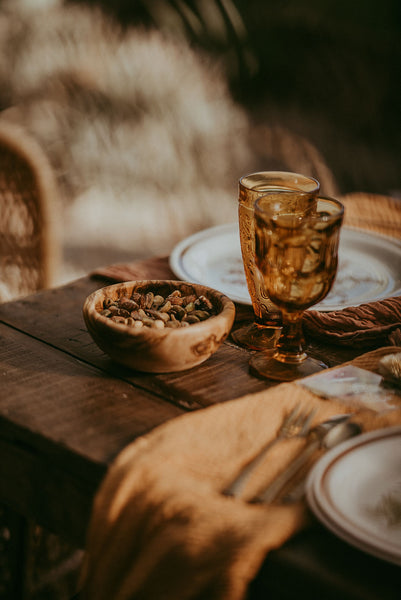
xmin=0 ymin=274 xmax=399 ymax=599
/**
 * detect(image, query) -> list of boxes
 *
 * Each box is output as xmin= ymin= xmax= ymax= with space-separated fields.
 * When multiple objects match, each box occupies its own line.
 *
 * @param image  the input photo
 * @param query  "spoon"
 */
xmin=252 ymin=419 xmax=362 ymax=504
xmin=280 ymin=420 xmax=363 ymax=504
xmin=321 ymin=420 xmax=362 ymax=450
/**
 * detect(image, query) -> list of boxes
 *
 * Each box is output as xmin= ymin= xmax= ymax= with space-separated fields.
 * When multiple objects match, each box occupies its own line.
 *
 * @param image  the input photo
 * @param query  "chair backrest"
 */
xmin=340 ymin=191 xmax=401 ymax=239
xmin=249 ymin=123 xmax=339 ymax=197
xmin=0 ymin=119 xmax=61 ymax=302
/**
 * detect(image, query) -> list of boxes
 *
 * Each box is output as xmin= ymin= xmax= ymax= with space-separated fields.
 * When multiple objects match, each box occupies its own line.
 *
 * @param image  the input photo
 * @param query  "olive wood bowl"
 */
xmin=83 ymin=280 xmax=236 ymax=373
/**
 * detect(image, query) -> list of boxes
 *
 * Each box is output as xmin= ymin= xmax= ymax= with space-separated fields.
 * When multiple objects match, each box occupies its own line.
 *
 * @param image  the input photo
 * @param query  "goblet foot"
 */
xmin=231 ymin=323 xmax=281 ymax=351
xmin=249 ymin=353 xmax=328 ymax=382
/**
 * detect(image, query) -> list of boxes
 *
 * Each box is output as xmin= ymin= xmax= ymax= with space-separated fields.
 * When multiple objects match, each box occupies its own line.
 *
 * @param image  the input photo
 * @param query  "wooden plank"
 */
xmin=0 ymin=277 xmax=360 ymax=411
xmin=0 ymin=434 xmax=96 ymax=547
xmin=0 ymin=322 xmax=185 ymax=545
xmin=0 ymin=278 xmax=270 ymax=405
xmin=0 ymin=324 xmax=184 ymax=466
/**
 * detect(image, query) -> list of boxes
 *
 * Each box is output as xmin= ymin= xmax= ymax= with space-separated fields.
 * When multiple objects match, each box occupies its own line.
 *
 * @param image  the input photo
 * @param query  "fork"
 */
xmin=249 ymin=414 xmax=355 ymax=505
xmin=222 ymin=404 xmax=316 ymax=498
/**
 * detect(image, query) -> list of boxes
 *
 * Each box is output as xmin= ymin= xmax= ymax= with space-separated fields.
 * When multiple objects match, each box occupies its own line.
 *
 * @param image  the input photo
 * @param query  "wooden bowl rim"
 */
xmin=83 ymin=279 xmax=236 ymax=338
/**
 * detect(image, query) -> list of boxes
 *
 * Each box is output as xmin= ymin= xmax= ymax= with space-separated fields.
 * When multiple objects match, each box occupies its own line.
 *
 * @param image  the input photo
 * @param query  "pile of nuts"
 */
xmin=99 ymin=289 xmax=217 ymax=329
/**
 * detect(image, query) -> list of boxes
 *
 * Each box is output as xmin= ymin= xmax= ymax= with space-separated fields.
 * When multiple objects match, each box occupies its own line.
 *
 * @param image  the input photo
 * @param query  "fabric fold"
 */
xmin=92 ymin=255 xmax=175 ymax=283
xmin=303 ymin=296 xmax=401 ymax=348
xmin=90 ymin=192 xmax=401 ymax=349
xmin=80 ymin=347 xmax=401 ymax=600
xmin=93 ymin=256 xmax=401 ymax=348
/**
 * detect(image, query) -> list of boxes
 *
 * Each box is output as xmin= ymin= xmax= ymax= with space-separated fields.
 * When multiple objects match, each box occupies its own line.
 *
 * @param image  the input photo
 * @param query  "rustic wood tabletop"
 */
xmin=0 ymin=268 xmax=399 ymax=599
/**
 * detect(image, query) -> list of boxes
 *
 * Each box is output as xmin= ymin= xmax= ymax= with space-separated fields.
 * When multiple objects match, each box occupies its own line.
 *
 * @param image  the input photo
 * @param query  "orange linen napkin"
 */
xmin=80 ymin=347 xmax=401 ymax=600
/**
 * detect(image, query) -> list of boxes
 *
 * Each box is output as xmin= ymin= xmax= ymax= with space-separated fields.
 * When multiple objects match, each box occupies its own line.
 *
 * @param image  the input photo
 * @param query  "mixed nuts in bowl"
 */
xmin=83 ymin=280 xmax=236 ymax=372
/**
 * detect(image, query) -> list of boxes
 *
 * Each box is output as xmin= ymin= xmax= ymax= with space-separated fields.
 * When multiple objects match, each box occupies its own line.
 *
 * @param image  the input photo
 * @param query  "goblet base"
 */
xmin=249 ymin=353 xmax=328 ymax=382
xmin=231 ymin=323 xmax=281 ymax=351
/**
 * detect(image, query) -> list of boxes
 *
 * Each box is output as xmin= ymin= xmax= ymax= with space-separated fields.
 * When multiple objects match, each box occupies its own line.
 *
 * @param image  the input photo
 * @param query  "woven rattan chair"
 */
xmin=0 ymin=119 xmax=61 ymax=302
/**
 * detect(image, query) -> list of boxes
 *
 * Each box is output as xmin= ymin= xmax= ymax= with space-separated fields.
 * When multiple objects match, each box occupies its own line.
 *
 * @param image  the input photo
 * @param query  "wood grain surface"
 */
xmin=0 ymin=272 xmax=398 ymax=598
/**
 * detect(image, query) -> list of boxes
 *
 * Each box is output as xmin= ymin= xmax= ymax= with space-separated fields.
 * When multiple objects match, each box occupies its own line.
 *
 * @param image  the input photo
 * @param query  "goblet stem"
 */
xmin=249 ymin=194 xmax=344 ymax=382
xmin=231 ymin=303 xmax=281 ymax=350
xmin=249 ymin=308 xmax=328 ymax=381
xmin=274 ymin=310 xmax=307 ymax=364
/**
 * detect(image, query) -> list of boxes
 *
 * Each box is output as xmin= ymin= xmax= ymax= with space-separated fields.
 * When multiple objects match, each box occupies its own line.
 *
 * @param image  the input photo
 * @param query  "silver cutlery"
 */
xmin=222 ymin=404 xmax=316 ymax=498
xmin=250 ymin=417 xmax=361 ymax=505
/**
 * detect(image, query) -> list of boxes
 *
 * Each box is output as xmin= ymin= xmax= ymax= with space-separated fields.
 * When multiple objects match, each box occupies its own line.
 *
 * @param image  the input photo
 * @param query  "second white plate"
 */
xmin=169 ymin=223 xmax=401 ymax=310
xmin=306 ymin=426 xmax=401 ymax=566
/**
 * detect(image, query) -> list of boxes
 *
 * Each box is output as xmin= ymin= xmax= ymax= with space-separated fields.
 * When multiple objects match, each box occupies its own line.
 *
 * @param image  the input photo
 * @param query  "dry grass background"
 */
xmin=1 ymin=0 xmax=400 ymax=287
xmin=89 ymin=0 xmax=401 ymax=196
xmin=0 ymin=0 xmax=253 ymax=284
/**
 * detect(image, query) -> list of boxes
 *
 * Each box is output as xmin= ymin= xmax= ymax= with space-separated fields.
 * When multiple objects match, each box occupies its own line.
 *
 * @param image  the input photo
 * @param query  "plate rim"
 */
xmin=169 ymin=222 xmax=246 ymax=303
xmin=306 ymin=425 xmax=401 ymax=566
xmin=169 ymin=223 xmax=401 ymax=309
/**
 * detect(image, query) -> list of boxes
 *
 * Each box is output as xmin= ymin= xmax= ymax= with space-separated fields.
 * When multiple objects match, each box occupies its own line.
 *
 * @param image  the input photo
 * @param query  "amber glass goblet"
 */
xmin=231 ymin=171 xmax=320 ymax=350
xmin=249 ymin=195 xmax=344 ymax=381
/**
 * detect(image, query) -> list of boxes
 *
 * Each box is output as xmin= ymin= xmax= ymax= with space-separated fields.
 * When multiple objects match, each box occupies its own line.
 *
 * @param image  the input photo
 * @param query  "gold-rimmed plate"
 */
xmin=306 ymin=426 xmax=401 ymax=566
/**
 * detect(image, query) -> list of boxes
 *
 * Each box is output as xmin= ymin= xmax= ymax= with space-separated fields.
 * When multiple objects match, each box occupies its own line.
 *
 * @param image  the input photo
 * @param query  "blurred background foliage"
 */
xmin=74 ymin=0 xmax=400 ymax=195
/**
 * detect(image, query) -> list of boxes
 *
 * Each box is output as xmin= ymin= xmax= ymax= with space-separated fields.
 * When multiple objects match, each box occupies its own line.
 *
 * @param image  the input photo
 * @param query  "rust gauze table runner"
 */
xmin=92 ymin=257 xmax=401 ymax=349
xmin=303 ymin=193 xmax=401 ymax=346
xmin=92 ymin=193 xmax=401 ymax=349
xmin=303 ymin=296 xmax=401 ymax=348
xmin=92 ymin=254 xmax=175 ymax=283
xmin=79 ymin=347 xmax=401 ymax=600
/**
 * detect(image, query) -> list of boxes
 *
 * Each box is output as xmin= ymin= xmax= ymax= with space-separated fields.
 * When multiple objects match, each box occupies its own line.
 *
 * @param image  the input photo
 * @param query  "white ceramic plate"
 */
xmin=306 ymin=426 xmax=401 ymax=566
xmin=169 ymin=223 xmax=401 ymax=310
